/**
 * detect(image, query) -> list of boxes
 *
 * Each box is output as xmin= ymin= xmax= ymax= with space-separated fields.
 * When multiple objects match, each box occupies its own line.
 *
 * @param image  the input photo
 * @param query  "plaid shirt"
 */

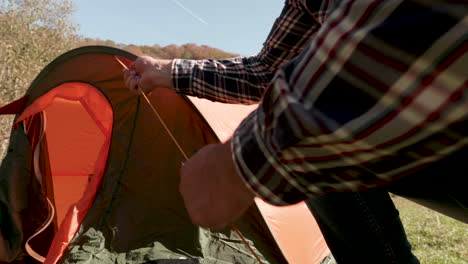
xmin=172 ymin=0 xmax=468 ymax=206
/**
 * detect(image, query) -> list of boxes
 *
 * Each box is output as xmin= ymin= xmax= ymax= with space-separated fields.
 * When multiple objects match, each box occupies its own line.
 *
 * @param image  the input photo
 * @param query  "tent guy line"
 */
xmin=140 ymin=86 xmax=189 ymax=161
xmin=114 ymin=56 xmax=265 ymax=264
xmin=115 ymin=56 xmax=189 ymax=161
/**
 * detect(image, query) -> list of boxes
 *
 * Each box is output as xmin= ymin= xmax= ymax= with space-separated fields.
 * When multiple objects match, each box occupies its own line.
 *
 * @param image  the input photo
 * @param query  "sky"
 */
xmin=72 ymin=0 xmax=285 ymax=56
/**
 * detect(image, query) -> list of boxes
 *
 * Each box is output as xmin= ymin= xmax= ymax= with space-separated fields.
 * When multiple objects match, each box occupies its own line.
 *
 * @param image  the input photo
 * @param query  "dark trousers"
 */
xmin=306 ymin=147 xmax=468 ymax=264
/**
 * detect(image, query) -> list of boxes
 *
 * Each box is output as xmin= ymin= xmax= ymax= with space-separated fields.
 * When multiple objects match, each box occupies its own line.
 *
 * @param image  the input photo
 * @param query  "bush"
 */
xmin=0 ymin=0 xmax=78 ymax=159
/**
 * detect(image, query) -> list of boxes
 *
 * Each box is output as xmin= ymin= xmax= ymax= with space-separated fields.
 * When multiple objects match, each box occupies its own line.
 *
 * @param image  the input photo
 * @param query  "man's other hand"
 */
xmin=179 ymin=140 xmax=255 ymax=230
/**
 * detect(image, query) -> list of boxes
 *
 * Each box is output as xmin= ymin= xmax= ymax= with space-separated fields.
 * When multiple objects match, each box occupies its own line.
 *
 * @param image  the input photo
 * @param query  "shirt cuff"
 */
xmin=231 ymin=108 xmax=309 ymax=206
xmin=171 ymin=59 xmax=196 ymax=95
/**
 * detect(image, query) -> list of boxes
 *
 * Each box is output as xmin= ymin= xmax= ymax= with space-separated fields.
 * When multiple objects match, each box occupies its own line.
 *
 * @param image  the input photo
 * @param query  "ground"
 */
xmin=393 ymin=196 xmax=467 ymax=264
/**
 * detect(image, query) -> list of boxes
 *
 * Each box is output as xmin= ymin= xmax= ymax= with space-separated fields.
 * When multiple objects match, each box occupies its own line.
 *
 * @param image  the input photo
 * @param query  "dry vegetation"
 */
xmin=1 ymin=0 xmax=78 ymax=159
xmin=0 ymin=1 xmax=466 ymax=263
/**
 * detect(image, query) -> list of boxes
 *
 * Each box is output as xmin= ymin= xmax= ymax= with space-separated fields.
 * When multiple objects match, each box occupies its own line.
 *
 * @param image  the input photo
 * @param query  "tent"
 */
xmin=0 ymin=46 xmax=330 ymax=264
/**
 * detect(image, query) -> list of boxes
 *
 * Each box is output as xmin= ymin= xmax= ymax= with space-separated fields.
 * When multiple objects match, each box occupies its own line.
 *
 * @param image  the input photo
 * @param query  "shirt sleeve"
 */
xmin=171 ymin=0 xmax=322 ymax=104
xmin=231 ymin=0 xmax=468 ymax=205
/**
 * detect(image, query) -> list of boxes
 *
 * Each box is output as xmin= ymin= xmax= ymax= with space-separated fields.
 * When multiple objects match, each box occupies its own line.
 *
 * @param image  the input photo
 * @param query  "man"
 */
xmin=124 ymin=0 xmax=467 ymax=263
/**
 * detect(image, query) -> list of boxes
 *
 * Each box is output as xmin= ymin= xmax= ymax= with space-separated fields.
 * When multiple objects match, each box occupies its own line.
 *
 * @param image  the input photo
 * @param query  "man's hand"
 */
xmin=179 ymin=140 xmax=255 ymax=230
xmin=123 ymin=56 xmax=173 ymax=94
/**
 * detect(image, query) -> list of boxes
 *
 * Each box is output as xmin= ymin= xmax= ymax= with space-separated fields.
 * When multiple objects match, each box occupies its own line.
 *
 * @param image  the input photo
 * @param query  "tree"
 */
xmin=0 ymin=0 xmax=78 ymax=159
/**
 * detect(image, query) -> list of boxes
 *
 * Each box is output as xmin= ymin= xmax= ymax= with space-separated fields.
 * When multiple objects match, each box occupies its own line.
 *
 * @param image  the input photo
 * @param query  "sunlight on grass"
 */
xmin=393 ymin=196 xmax=467 ymax=264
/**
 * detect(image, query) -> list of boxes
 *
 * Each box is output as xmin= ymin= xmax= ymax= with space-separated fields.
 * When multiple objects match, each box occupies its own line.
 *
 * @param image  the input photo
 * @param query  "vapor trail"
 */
xmin=170 ymin=0 xmax=208 ymax=25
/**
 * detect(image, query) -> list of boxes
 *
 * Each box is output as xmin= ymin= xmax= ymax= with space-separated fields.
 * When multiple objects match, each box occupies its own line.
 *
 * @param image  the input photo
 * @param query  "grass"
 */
xmin=392 ymin=196 xmax=467 ymax=264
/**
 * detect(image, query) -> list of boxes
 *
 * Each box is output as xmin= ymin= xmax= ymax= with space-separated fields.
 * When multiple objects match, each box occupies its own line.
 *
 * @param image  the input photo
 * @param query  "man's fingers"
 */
xmin=124 ymin=70 xmax=132 ymax=88
xmin=130 ymin=76 xmax=140 ymax=93
xmin=123 ymin=69 xmax=141 ymax=94
xmin=129 ymin=59 xmax=138 ymax=71
xmin=130 ymin=56 xmax=148 ymax=72
xmin=123 ymin=70 xmax=131 ymax=88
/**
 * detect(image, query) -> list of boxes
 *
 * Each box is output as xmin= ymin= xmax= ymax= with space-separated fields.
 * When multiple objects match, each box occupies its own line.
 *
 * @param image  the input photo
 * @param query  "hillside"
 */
xmin=78 ymin=38 xmax=238 ymax=60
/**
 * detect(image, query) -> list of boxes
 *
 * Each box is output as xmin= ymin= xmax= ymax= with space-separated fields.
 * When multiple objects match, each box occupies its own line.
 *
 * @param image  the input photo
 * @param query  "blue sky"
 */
xmin=72 ymin=0 xmax=285 ymax=56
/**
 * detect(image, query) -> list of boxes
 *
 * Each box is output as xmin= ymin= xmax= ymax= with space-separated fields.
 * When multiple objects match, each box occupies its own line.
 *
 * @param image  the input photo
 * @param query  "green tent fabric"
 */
xmin=0 ymin=46 xmax=331 ymax=264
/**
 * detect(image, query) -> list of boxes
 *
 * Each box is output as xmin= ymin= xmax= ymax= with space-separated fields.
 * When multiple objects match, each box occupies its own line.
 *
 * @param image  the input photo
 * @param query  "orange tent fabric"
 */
xmin=14 ymin=82 xmax=113 ymax=263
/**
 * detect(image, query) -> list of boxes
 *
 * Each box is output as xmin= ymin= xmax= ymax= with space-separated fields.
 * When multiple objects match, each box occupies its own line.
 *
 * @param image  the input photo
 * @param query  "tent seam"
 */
xmin=97 ymin=96 xmax=141 ymax=235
